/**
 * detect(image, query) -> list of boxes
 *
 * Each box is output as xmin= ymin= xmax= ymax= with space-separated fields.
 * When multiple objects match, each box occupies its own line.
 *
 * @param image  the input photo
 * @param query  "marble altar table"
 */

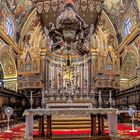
xmin=23 ymin=108 xmax=118 ymax=139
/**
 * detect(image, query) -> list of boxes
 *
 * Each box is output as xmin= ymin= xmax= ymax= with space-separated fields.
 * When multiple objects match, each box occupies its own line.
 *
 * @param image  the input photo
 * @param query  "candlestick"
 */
xmin=49 ymin=64 xmax=51 ymax=88
xmin=84 ymin=56 xmax=86 ymax=81
xmin=41 ymin=90 xmax=45 ymax=108
xmin=51 ymin=64 xmax=53 ymax=88
xmin=61 ymin=57 xmax=64 ymax=88
xmin=53 ymin=57 xmax=55 ymax=76
xmin=30 ymin=91 xmax=33 ymax=109
xmin=57 ymin=71 xmax=59 ymax=90
xmin=109 ymin=90 xmax=112 ymax=108
xmin=52 ymin=57 xmax=55 ymax=84
xmin=80 ymin=65 xmax=82 ymax=88
xmin=61 ymin=57 xmax=63 ymax=70
xmin=80 ymin=64 xmax=83 ymax=99
xmin=31 ymin=91 xmax=32 ymax=100
xmin=87 ymin=61 xmax=89 ymax=98
xmin=99 ymin=90 xmax=102 ymax=108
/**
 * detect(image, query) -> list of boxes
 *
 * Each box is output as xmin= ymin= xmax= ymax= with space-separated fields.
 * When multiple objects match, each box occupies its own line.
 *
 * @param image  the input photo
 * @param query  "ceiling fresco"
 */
xmin=0 ymin=0 xmax=34 ymax=28
xmin=0 ymin=0 xmax=139 ymax=49
xmin=6 ymin=0 xmax=33 ymax=26
xmin=0 ymin=0 xmax=139 ymax=32
xmin=103 ymin=0 xmax=139 ymax=29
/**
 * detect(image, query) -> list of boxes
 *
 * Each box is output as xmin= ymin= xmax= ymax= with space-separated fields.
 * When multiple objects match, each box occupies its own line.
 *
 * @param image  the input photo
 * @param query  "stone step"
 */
xmin=34 ymin=117 xmax=107 ymax=130
xmin=51 ymin=117 xmax=90 ymax=121
xmin=51 ymin=124 xmax=91 ymax=129
xmin=50 ymin=121 xmax=91 ymax=125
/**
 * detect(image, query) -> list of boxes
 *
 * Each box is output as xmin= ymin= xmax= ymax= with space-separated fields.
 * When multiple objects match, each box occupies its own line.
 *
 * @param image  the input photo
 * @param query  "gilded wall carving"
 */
xmin=120 ymin=45 xmax=140 ymax=90
xmin=0 ymin=39 xmax=17 ymax=79
xmin=0 ymin=38 xmax=17 ymax=91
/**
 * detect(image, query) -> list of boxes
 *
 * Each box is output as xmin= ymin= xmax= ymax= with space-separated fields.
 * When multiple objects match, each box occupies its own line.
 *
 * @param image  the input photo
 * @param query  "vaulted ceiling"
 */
xmin=34 ymin=0 xmax=104 ymax=29
xmin=0 ymin=0 xmax=139 ymax=32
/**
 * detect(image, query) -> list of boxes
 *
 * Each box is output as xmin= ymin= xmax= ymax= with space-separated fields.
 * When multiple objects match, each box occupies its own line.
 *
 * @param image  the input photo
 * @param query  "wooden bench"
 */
xmin=122 ymin=113 xmax=130 ymax=123
xmin=0 ymin=113 xmax=16 ymax=130
xmin=132 ymin=112 xmax=140 ymax=124
xmin=0 ymin=113 xmax=7 ymax=129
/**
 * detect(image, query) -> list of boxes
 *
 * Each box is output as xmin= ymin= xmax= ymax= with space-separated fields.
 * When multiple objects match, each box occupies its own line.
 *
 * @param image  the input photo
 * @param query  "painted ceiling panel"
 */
xmin=0 ymin=0 xmax=138 ymax=27
xmin=0 ymin=0 xmax=34 ymax=27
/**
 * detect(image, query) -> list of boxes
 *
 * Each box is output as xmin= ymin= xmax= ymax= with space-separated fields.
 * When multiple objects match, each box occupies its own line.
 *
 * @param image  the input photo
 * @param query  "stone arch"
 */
xmin=18 ymin=8 xmax=45 ymax=64
xmin=94 ymin=11 xmax=118 ymax=53
xmin=19 ymin=8 xmax=43 ymax=51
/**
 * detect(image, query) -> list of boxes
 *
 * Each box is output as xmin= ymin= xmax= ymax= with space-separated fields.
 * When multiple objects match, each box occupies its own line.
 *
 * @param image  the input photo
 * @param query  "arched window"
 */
xmin=5 ymin=16 xmax=14 ymax=37
xmin=124 ymin=18 xmax=131 ymax=37
xmin=106 ymin=52 xmax=113 ymax=71
xmin=25 ymin=52 xmax=32 ymax=71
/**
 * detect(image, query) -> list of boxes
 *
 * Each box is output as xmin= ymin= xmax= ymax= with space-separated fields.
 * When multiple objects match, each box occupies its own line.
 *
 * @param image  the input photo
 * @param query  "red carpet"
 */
xmin=34 ymin=129 xmax=91 ymax=135
xmin=0 ymin=123 xmax=139 ymax=139
xmin=118 ymin=123 xmax=140 ymax=137
xmin=34 ymin=130 xmax=109 ymax=135
xmin=0 ymin=125 xmax=25 ymax=139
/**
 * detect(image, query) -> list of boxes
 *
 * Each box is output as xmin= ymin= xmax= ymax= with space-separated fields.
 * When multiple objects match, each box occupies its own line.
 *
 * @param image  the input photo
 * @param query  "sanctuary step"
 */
xmin=44 ymin=136 xmax=111 ymax=140
xmin=34 ymin=135 xmax=111 ymax=140
xmin=34 ymin=117 xmax=108 ymax=131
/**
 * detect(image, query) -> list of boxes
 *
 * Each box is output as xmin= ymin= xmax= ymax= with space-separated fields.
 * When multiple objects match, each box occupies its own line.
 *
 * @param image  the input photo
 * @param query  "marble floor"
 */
xmin=0 ymin=123 xmax=140 ymax=140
